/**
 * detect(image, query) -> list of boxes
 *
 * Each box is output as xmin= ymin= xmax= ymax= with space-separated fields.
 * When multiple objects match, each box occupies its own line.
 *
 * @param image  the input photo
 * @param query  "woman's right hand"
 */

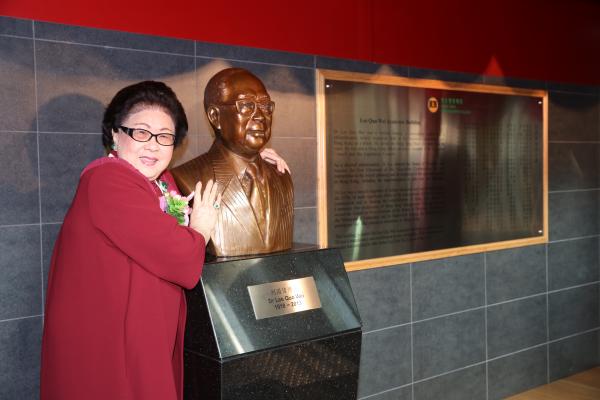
xmin=189 ymin=180 xmax=221 ymax=243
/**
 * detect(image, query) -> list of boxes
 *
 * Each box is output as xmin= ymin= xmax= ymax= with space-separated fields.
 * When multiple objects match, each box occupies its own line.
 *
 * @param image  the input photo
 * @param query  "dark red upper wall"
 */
xmin=2 ymin=0 xmax=599 ymax=85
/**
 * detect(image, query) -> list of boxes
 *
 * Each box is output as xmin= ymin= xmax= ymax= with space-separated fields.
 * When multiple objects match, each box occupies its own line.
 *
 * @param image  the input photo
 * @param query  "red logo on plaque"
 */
xmin=428 ymin=97 xmax=439 ymax=113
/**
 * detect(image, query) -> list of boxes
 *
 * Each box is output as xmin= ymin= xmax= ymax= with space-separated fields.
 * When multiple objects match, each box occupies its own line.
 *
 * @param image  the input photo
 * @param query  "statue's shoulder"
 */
xmin=170 ymin=150 xmax=216 ymax=195
xmin=261 ymin=158 xmax=293 ymax=190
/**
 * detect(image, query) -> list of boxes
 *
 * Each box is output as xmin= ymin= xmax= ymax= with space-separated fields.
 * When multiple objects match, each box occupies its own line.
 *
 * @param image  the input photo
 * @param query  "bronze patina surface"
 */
xmin=172 ymin=68 xmax=293 ymax=256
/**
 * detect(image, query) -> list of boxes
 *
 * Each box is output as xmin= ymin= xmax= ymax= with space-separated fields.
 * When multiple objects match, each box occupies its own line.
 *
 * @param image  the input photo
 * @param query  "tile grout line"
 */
xmin=0 ymin=314 xmax=44 ymax=324
xmin=547 ymin=327 xmax=600 ymax=345
xmin=484 ymin=252 xmax=489 ymax=400
xmin=37 ymin=131 xmax=102 ymax=135
xmin=0 ymin=222 xmax=45 ymax=229
xmin=4 ymin=24 xmax=598 ymax=96
xmin=33 ymin=20 xmax=45 ymax=316
xmin=0 ymin=33 xmax=33 ymax=40
xmin=548 ymin=234 xmax=600 ymax=244
xmin=549 ymin=140 xmax=600 ymax=144
xmin=409 ymin=262 xmax=415 ymax=400
xmin=365 ymin=325 xmax=599 ymax=373
xmin=486 ymin=342 xmax=548 ymax=363
xmin=34 ymin=37 xmax=195 ymax=58
xmin=547 ymin=280 xmax=599 ymax=295
xmin=341 ymin=277 xmax=591 ymax=336
xmin=362 ymin=321 xmax=412 ymax=335
xmin=195 ymin=53 xmax=313 ymax=70
xmin=0 ymin=129 xmax=37 ymax=134
xmin=0 ymin=222 xmax=62 ymax=228
xmin=412 ymin=305 xmax=487 ymax=324
xmin=412 ymin=360 xmax=488 ymax=385
xmin=548 ymin=188 xmax=600 ymax=194
xmin=488 ymin=291 xmax=548 ymax=308
xmin=376 ymin=340 xmax=556 ymax=391
xmin=357 ymin=382 xmax=413 ymax=400
xmin=545 ymin=242 xmax=550 ymax=383
xmin=548 ymin=88 xmax=600 ymax=95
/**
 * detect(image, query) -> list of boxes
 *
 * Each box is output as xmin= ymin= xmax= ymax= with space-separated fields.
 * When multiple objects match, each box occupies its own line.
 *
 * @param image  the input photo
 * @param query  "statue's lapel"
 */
xmin=210 ymin=147 xmax=264 ymax=241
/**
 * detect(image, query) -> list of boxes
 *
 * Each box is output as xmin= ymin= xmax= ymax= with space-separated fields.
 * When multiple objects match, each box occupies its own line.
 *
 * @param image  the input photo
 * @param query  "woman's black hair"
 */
xmin=101 ymin=81 xmax=188 ymax=150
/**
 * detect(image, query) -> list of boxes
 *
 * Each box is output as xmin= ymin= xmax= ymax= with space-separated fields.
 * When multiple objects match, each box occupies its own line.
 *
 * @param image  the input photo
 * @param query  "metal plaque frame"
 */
xmin=316 ymin=69 xmax=548 ymax=271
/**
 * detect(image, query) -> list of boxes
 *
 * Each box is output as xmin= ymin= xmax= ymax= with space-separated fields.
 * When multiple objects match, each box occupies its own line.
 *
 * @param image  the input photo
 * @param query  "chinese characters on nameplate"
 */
xmin=247 ymin=276 xmax=322 ymax=320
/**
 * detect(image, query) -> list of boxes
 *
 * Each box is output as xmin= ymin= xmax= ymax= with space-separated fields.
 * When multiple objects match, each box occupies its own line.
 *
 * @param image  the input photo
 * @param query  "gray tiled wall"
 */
xmin=1 ymin=15 xmax=599 ymax=400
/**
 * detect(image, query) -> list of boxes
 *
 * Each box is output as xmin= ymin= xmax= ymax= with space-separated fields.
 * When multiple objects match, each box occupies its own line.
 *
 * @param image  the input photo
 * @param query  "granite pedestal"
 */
xmin=183 ymin=247 xmax=362 ymax=399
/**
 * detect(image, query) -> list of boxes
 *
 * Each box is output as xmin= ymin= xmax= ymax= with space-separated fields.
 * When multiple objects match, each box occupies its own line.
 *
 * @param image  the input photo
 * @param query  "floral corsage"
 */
xmin=156 ymin=180 xmax=194 ymax=226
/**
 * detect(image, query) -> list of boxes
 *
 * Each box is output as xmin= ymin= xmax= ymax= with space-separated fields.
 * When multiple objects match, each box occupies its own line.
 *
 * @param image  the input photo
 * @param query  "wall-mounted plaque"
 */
xmin=247 ymin=276 xmax=322 ymax=320
xmin=317 ymin=70 xmax=548 ymax=270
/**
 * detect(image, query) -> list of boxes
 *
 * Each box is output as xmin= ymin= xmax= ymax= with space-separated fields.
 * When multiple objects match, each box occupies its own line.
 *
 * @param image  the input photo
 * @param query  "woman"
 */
xmin=40 ymin=81 xmax=288 ymax=400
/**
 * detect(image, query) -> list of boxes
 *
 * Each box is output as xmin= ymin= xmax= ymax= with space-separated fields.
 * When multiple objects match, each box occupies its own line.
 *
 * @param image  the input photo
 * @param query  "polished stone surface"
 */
xmin=35 ymin=40 xmax=196 ymax=135
xmin=412 ymin=309 xmax=485 ymax=380
xmin=39 ymin=133 xmax=105 ymax=222
xmin=196 ymin=41 xmax=313 ymax=68
xmin=414 ymin=364 xmax=486 ymax=400
xmin=0 ymin=16 xmax=32 ymax=37
xmin=548 ymin=237 xmax=599 ymax=290
xmin=549 ymin=330 xmax=599 ymax=381
xmin=486 ymin=245 xmax=546 ymax=303
xmin=0 ymin=35 xmax=36 ymax=132
xmin=358 ymin=326 xmax=411 ymax=397
xmin=0 ymin=225 xmax=42 ymax=320
xmin=348 ymin=263 xmax=410 ymax=332
xmin=549 ymin=92 xmax=599 ymax=141
xmin=185 ymin=332 xmax=360 ymax=400
xmin=292 ymin=208 xmax=317 ymax=245
xmin=184 ymin=248 xmax=361 ymax=399
xmin=488 ymin=346 xmax=548 ymax=400
xmin=412 ymin=254 xmax=485 ymax=320
xmin=549 ymin=190 xmax=600 ymax=240
xmin=35 ymin=21 xmax=194 ymax=55
xmin=548 ymin=284 xmax=599 ymax=340
xmin=549 ymin=142 xmax=600 ymax=190
xmin=487 ymin=295 xmax=547 ymax=358
xmin=0 ymin=132 xmax=39 ymax=225
xmin=0 ymin=316 xmax=42 ymax=400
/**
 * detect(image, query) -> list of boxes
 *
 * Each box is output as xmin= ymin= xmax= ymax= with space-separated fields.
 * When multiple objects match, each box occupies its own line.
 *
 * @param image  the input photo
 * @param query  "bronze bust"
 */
xmin=171 ymin=68 xmax=293 ymax=256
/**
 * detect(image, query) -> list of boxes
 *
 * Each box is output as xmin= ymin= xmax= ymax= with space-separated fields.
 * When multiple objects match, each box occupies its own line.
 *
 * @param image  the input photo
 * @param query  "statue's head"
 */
xmin=204 ymin=68 xmax=274 ymax=158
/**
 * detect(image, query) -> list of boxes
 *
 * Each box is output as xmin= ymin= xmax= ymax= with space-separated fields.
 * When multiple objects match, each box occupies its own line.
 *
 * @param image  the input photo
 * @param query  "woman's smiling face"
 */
xmin=113 ymin=106 xmax=175 ymax=181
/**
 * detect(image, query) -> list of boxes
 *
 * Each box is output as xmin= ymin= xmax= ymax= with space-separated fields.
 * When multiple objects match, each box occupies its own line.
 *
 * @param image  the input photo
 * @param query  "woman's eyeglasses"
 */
xmin=118 ymin=126 xmax=176 ymax=146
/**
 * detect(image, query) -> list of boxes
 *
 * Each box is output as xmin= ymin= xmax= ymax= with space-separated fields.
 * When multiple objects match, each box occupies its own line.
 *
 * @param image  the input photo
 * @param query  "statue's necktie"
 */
xmin=243 ymin=163 xmax=266 ymax=228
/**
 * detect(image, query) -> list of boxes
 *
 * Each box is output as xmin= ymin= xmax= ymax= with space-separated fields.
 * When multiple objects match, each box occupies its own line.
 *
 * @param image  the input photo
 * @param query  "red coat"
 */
xmin=41 ymin=157 xmax=206 ymax=400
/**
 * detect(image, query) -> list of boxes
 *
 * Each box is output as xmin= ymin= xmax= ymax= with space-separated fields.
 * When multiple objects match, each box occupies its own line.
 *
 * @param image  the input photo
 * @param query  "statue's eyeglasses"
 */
xmin=118 ymin=126 xmax=176 ymax=146
xmin=221 ymin=99 xmax=275 ymax=117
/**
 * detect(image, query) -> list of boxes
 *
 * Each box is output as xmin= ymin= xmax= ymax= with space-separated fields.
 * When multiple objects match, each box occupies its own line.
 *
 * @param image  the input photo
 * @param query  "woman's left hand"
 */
xmin=260 ymin=148 xmax=290 ymax=174
xmin=189 ymin=180 xmax=221 ymax=242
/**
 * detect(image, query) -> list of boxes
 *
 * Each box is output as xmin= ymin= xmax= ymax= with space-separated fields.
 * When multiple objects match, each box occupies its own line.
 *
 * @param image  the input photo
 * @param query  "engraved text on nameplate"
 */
xmin=247 ymin=276 xmax=322 ymax=320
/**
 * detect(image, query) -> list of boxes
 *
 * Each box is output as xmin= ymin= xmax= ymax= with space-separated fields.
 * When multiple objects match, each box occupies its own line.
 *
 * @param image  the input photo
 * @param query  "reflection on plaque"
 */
xmin=248 ymin=276 xmax=322 ymax=320
xmin=318 ymin=71 xmax=547 ymax=267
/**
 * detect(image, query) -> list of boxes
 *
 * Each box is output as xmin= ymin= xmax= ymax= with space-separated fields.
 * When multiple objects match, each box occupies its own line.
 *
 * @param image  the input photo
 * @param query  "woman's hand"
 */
xmin=260 ymin=148 xmax=290 ymax=174
xmin=188 ymin=180 xmax=221 ymax=242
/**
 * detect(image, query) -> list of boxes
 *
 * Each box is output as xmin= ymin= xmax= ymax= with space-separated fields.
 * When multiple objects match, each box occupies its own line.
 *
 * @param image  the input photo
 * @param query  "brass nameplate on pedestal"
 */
xmin=247 ymin=276 xmax=322 ymax=320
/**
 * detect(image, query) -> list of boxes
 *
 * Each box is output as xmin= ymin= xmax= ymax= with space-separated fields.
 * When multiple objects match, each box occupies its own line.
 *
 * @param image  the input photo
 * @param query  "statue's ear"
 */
xmin=207 ymin=106 xmax=221 ymax=130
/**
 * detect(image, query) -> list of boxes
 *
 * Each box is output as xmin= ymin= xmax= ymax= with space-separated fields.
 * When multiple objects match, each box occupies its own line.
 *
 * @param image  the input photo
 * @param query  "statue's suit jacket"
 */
xmin=171 ymin=142 xmax=293 ymax=257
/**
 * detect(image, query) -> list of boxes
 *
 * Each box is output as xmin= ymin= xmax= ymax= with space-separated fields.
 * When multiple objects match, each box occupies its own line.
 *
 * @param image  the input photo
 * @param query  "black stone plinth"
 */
xmin=183 ymin=247 xmax=362 ymax=400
